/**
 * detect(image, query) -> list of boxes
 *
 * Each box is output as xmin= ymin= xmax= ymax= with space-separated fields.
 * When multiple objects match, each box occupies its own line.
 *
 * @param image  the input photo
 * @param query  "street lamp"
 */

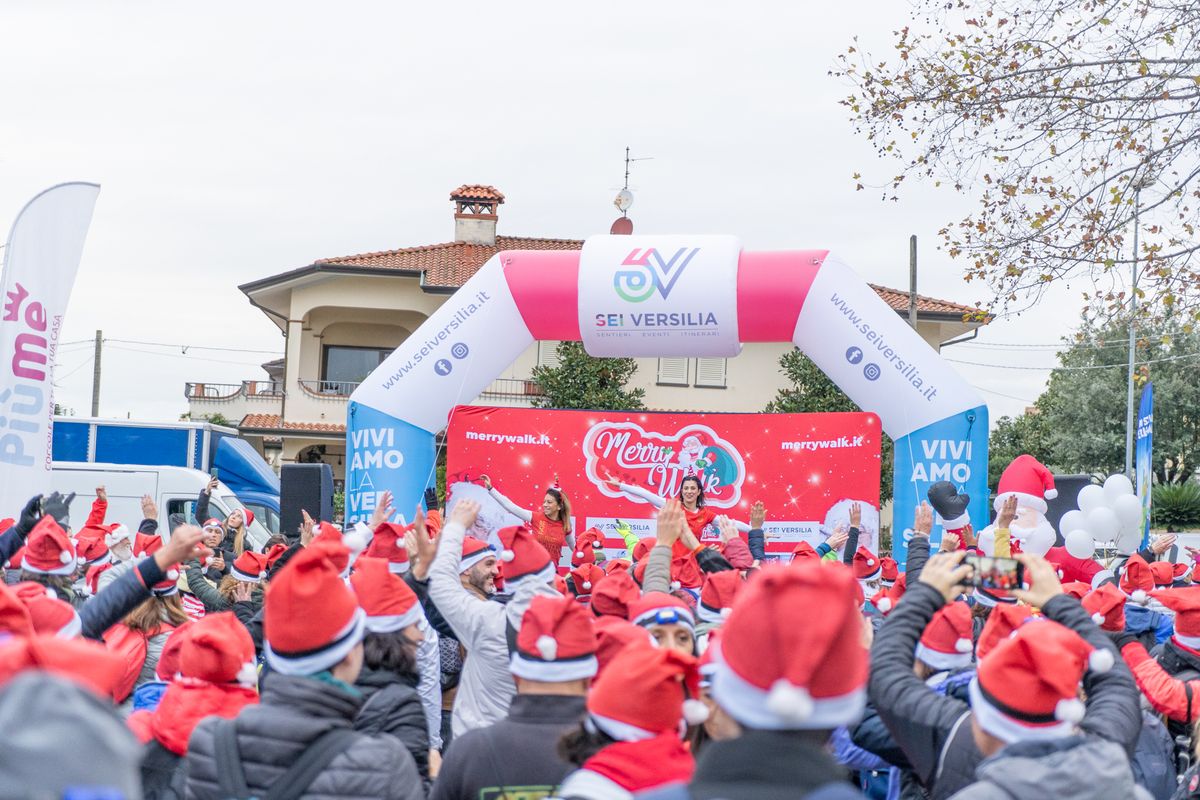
xmin=1124 ymin=161 xmax=1156 ymax=478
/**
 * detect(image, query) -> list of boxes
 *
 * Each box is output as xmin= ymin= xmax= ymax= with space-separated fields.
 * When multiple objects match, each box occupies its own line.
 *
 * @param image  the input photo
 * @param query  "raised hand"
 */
xmin=232 ymin=582 xmax=253 ymax=603
xmin=299 ymin=510 xmax=316 ymax=546
xmin=95 ymin=486 xmax=107 ymax=502
xmin=205 ymin=476 xmax=218 ymax=495
xmin=913 ymin=501 xmax=933 ymax=537
xmin=849 ymin=502 xmax=862 ymax=529
xmin=140 ymin=494 xmax=158 ymax=521
xmin=158 ymin=524 xmax=209 ymax=569
xmin=750 ymin=501 xmax=766 ymax=530
xmin=41 ymin=491 xmax=76 ymax=527
xmin=480 ymin=474 xmax=493 ymax=491
xmin=918 ymin=549 xmax=972 ymax=604
xmin=827 ymin=524 xmax=850 ymax=551
xmin=1151 ymin=533 xmax=1178 ymax=555
xmin=939 ymin=531 xmax=961 ymax=553
xmin=1012 ymin=553 xmax=1064 ymax=609
xmin=449 ymin=499 xmax=481 ymax=530
xmin=716 ymin=515 xmax=739 ymax=543
xmin=996 ymin=495 xmax=1018 ymax=530
xmin=656 ymin=499 xmax=685 ymax=546
xmin=371 ymin=490 xmax=396 ymax=529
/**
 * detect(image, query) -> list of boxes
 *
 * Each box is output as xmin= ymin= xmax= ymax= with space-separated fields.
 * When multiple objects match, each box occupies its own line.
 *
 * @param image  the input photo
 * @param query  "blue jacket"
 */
xmin=1125 ymin=603 xmax=1174 ymax=645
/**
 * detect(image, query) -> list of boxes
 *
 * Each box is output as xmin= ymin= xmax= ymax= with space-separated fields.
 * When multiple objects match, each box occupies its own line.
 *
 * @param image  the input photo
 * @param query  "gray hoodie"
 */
xmin=948 ymin=736 xmax=1154 ymax=800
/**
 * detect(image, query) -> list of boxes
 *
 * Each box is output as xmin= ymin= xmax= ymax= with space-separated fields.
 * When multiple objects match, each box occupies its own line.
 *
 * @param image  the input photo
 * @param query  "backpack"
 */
xmin=103 ymin=622 xmax=176 ymax=703
xmin=140 ymin=739 xmax=188 ymax=800
xmin=1166 ymin=667 xmax=1200 ymax=776
xmin=1131 ymin=710 xmax=1179 ymax=800
xmin=214 ymin=719 xmax=358 ymax=800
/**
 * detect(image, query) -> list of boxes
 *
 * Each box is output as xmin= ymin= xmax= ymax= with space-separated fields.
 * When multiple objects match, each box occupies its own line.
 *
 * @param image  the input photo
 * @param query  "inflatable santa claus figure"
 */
xmin=991 ymin=454 xmax=1059 ymax=555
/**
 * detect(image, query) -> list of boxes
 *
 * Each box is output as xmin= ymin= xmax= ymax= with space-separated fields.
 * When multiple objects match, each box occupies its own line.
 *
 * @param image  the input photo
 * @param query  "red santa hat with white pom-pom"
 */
xmin=586 ymin=639 xmax=708 ymax=740
xmin=697 ymin=569 xmax=745 ymax=625
xmin=852 ymin=546 xmax=881 ymax=582
xmin=1119 ymin=553 xmax=1154 ymax=606
xmin=711 ymin=562 xmax=867 ymax=730
xmin=969 ymin=618 xmax=1113 ymax=743
xmin=1150 ymin=586 xmax=1200 ymax=650
xmin=350 ymin=556 xmax=426 ymax=633
xmin=21 ymin=517 xmax=78 ymax=576
xmin=569 ymin=563 xmax=606 ymax=598
xmin=915 ymin=600 xmax=975 ymax=671
xmin=993 ymin=454 xmax=1058 ymax=514
xmin=509 ymin=594 xmax=597 ymax=682
xmin=496 ymin=526 xmax=556 ymax=589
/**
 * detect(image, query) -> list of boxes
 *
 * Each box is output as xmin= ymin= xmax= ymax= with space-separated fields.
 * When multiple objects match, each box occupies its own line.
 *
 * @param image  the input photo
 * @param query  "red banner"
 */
xmin=445 ymin=406 xmax=882 ymax=562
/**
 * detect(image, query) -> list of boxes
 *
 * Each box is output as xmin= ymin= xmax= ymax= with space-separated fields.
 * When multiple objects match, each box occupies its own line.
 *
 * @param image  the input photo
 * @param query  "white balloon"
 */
xmin=1077 ymin=484 xmax=1107 ymax=514
xmin=1116 ymin=526 xmax=1143 ymax=553
xmin=1091 ymin=569 xmax=1116 ymax=590
xmin=1103 ymin=473 xmax=1135 ymax=502
xmin=1087 ymin=506 xmax=1121 ymax=543
xmin=1113 ymin=493 xmax=1144 ymax=528
xmin=1058 ymin=509 xmax=1087 ymax=538
xmin=976 ymin=525 xmax=996 ymax=557
xmin=1065 ymin=529 xmax=1096 ymax=559
xmin=1024 ymin=525 xmax=1056 ymax=556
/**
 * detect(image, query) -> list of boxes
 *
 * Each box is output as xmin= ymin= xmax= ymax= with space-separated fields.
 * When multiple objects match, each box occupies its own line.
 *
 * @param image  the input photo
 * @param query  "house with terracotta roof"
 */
xmin=186 ymin=184 xmax=985 ymax=483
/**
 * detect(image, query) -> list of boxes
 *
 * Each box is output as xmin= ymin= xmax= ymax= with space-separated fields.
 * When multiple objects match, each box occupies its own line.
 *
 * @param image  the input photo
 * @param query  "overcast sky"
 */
xmin=2 ymin=0 xmax=1091 ymax=425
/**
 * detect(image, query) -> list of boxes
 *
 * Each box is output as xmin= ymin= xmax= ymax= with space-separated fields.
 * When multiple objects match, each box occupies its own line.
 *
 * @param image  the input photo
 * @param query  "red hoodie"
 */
xmin=582 ymin=732 xmax=694 ymax=792
xmin=127 ymin=678 xmax=258 ymax=754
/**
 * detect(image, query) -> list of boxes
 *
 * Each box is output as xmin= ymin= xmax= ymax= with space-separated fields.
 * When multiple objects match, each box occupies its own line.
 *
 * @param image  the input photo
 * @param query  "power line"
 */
xmin=974 ymin=385 xmax=1038 ymax=404
xmin=53 ymin=355 xmax=95 ymax=384
xmin=104 ymin=338 xmax=281 ymax=356
xmin=946 ymin=349 xmax=1200 ymax=371
xmin=105 ymin=343 xmax=269 ymax=368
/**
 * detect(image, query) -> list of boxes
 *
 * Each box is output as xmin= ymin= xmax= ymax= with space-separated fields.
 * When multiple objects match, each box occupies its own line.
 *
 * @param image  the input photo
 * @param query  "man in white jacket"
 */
xmin=429 ymin=500 xmax=558 ymax=737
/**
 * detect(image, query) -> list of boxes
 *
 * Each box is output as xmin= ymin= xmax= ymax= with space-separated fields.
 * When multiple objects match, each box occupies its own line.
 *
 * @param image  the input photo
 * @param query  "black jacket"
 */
xmin=355 ymin=666 xmax=431 ymax=784
xmin=79 ymin=556 xmax=169 ymax=640
xmin=638 ymin=729 xmax=865 ymax=800
xmin=869 ymin=582 xmax=1141 ymax=800
xmin=430 ymin=693 xmax=585 ymax=800
xmin=407 ymin=573 xmax=458 ymax=643
xmin=185 ymin=671 xmax=424 ymax=800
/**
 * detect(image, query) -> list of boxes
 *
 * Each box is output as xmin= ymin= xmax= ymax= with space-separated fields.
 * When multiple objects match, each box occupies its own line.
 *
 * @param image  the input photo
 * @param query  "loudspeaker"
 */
xmin=280 ymin=463 xmax=334 ymax=540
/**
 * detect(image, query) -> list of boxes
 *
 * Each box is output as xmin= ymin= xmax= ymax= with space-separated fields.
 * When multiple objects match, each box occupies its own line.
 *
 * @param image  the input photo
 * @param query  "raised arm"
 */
xmin=1121 ymin=641 xmax=1200 ymax=723
xmin=481 ymin=475 xmax=533 ymax=523
xmin=427 ymin=501 xmax=494 ymax=644
xmin=85 ymin=487 xmax=108 ymax=529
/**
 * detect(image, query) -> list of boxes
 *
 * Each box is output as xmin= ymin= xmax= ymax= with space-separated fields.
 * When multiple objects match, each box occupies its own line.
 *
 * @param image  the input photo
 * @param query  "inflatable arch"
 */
xmin=346 ymin=235 xmax=988 ymax=561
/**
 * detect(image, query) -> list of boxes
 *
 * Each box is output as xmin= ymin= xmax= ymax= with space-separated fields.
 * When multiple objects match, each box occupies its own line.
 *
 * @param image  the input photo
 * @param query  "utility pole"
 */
xmin=908 ymin=236 xmax=918 ymax=329
xmin=91 ymin=330 xmax=102 ymax=417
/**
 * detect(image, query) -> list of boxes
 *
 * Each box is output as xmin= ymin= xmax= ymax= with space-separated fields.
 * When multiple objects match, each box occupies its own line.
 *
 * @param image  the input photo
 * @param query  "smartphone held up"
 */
xmin=964 ymin=555 xmax=1024 ymax=592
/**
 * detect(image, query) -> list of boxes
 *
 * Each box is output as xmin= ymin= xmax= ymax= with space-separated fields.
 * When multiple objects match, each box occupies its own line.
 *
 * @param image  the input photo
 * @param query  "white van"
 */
xmin=51 ymin=462 xmax=272 ymax=552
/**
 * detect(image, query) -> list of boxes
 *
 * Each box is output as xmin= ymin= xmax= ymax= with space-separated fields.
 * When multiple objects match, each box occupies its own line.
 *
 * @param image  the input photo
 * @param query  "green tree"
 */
xmin=990 ymin=320 xmax=1200 ymax=483
xmin=765 ymin=349 xmax=894 ymax=503
xmin=834 ymin=1 xmax=1200 ymax=321
xmin=531 ymin=342 xmax=645 ymax=411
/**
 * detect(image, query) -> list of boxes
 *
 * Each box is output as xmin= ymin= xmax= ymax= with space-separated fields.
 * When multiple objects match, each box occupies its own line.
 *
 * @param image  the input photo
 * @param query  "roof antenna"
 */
xmin=611 ymin=146 xmax=652 ymax=235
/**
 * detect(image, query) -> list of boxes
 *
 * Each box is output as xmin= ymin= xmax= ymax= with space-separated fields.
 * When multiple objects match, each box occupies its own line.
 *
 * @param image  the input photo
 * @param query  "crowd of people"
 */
xmin=3 ymin=454 xmax=1200 ymax=799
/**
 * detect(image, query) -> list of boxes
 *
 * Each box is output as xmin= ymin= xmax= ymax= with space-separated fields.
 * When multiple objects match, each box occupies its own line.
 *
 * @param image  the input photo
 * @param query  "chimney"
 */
xmin=450 ymin=184 xmax=505 ymax=245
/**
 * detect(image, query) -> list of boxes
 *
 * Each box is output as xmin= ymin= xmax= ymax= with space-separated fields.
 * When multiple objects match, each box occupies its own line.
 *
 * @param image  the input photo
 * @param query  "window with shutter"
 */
xmin=537 ymin=341 xmax=562 ymax=368
xmin=694 ymin=357 xmax=727 ymax=388
xmin=657 ymin=357 xmax=690 ymax=386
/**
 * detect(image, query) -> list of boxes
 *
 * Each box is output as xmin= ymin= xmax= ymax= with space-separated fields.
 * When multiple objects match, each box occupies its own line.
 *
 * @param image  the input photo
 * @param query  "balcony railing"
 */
xmin=186 ymin=381 xmax=283 ymax=401
xmin=299 ymin=379 xmax=360 ymax=398
xmin=478 ymin=378 xmax=545 ymax=400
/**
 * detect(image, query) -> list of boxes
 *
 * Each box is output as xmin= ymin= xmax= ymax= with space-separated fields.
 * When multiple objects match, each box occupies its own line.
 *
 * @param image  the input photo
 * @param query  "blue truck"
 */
xmin=51 ymin=417 xmax=281 ymax=535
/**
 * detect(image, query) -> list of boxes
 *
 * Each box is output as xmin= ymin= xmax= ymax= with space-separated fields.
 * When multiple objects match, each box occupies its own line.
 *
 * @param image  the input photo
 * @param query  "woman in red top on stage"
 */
xmin=481 ymin=474 xmax=574 ymax=565
xmin=602 ymin=469 xmax=750 ymax=542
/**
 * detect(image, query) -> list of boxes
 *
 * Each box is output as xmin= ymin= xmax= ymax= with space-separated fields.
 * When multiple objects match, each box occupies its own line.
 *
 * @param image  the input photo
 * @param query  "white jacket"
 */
xmin=428 ymin=520 xmax=552 ymax=737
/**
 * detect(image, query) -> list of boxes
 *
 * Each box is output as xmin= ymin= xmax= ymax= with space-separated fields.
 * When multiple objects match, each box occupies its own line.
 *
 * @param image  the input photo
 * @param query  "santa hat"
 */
xmin=0 ymin=635 xmax=127 ymax=698
xmin=364 ymin=522 xmax=411 ymax=574
xmin=697 ymin=570 xmax=745 ymax=625
xmin=711 ymin=563 xmax=866 ymax=729
xmin=915 ymin=601 xmax=974 ymax=670
xmin=264 ymin=543 xmax=290 ymax=574
xmin=1149 ymin=561 xmax=1177 ymax=588
xmin=570 ymin=544 xmax=597 ymax=568
xmin=243 ymin=509 xmax=255 ymax=528
xmin=970 ymin=619 xmax=1112 ymax=744
xmin=133 ymin=532 xmax=163 ymax=557
xmin=587 ymin=641 xmax=706 ymax=739
xmin=879 ymin=557 xmax=899 ymax=587
xmin=74 ymin=536 xmax=110 ymax=568
xmin=155 ymin=623 xmax=193 ymax=680
xmin=553 ymin=574 xmax=568 ymax=595
xmin=1151 ymin=587 xmax=1200 ymax=650
xmin=993 ymin=454 xmax=1058 ymax=514
xmin=1174 ymin=562 xmax=1192 ymax=583
xmin=151 ymin=564 xmax=182 ymax=597
xmin=791 ymin=541 xmax=820 ymax=564
xmin=572 ymin=528 xmax=606 ymax=567
xmin=350 ymin=556 xmax=425 ymax=634
xmin=264 ymin=540 xmax=365 ymax=675
xmin=510 ymin=594 xmax=597 ymax=682
xmin=312 ymin=521 xmax=370 ymax=571
xmin=229 ymin=551 xmax=268 ymax=584
xmin=183 ymin=612 xmax=257 ymax=686
xmin=1061 ymin=581 xmax=1092 ymax=600
xmin=459 ymin=537 xmax=494 ymax=574
xmin=1119 ymin=554 xmax=1154 ymax=604
xmin=876 ymin=572 xmax=908 ymax=614
xmin=496 ymin=526 xmax=555 ymax=588
xmin=4 ymin=546 xmax=25 ymax=571
xmin=21 ymin=517 xmax=77 ymax=576
xmin=852 ymin=546 xmax=881 ymax=582
xmin=632 ymin=538 xmax=656 ymax=563
xmin=84 ymin=562 xmax=112 ymax=597
xmin=12 ymin=582 xmax=82 ymax=639
xmin=976 ymin=602 xmax=1035 ymax=660
xmin=0 ymin=582 xmax=33 ymax=639
xmin=589 ymin=571 xmax=641 ymax=619
xmin=603 ymin=559 xmax=632 ymax=576
xmin=593 ymin=616 xmax=653 ymax=678
xmin=104 ymin=523 xmax=133 ymax=549
xmin=1081 ymin=583 xmax=1127 ymax=632
xmin=629 ymin=592 xmax=695 ymax=632
xmin=972 ymin=586 xmax=1018 ymax=608
xmin=201 ymin=518 xmax=224 ymax=533
xmin=569 ymin=563 xmax=606 ymax=597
